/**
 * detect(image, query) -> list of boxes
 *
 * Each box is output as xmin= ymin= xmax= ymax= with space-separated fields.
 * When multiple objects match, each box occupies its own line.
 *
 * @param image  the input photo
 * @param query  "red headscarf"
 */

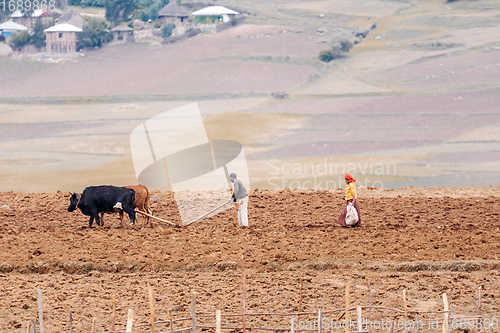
xmin=345 ymin=174 xmax=356 ymax=183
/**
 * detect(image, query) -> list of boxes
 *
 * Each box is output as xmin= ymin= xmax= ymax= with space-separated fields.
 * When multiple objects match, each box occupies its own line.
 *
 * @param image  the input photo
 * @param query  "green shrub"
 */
xmin=79 ymin=18 xmax=109 ymax=49
xmin=340 ymin=39 xmax=353 ymax=53
xmin=162 ymin=22 xmax=175 ymax=37
xmin=11 ymin=31 xmax=31 ymax=49
xmin=319 ymin=50 xmax=334 ymax=62
xmin=319 ymin=38 xmax=353 ymax=62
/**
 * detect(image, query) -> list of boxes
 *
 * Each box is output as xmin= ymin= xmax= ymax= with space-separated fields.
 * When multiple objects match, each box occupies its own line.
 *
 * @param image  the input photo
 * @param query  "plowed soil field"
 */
xmin=1 ymin=186 xmax=499 ymax=332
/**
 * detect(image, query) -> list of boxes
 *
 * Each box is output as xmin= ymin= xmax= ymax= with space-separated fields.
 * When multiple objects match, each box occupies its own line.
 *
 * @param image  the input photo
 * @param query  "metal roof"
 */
xmin=32 ymin=10 xmax=50 ymax=17
xmin=0 ymin=21 xmax=28 ymax=31
xmin=9 ymin=10 xmax=24 ymax=18
xmin=191 ymin=6 xmax=239 ymax=16
xmin=44 ymin=23 xmax=83 ymax=32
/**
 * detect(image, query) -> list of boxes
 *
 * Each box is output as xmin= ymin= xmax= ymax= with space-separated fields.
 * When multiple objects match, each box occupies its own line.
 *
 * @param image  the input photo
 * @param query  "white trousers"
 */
xmin=237 ymin=196 xmax=249 ymax=227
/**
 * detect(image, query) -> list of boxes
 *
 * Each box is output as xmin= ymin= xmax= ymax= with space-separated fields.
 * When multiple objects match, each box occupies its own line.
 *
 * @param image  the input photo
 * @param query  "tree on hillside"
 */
xmin=105 ymin=0 xmax=136 ymax=25
xmin=30 ymin=20 xmax=47 ymax=49
xmin=319 ymin=38 xmax=353 ymax=63
xmin=10 ymin=31 xmax=31 ymax=50
xmin=134 ymin=0 xmax=168 ymax=21
xmin=79 ymin=18 xmax=111 ymax=48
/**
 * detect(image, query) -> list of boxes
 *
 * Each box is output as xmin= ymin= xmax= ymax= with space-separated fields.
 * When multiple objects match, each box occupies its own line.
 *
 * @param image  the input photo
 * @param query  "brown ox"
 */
xmin=100 ymin=184 xmax=152 ymax=227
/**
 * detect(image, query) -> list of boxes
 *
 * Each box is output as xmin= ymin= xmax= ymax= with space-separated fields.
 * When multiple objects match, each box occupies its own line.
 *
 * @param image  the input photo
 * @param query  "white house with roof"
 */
xmin=191 ymin=6 xmax=239 ymax=24
xmin=0 ymin=21 xmax=28 ymax=37
xmin=9 ymin=10 xmax=29 ymax=27
xmin=9 ymin=9 xmax=51 ymax=29
xmin=44 ymin=23 xmax=82 ymax=53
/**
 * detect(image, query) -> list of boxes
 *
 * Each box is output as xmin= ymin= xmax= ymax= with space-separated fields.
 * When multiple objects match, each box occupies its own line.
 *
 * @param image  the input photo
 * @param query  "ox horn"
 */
xmin=68 ymin=190 xmax=74 ymax=195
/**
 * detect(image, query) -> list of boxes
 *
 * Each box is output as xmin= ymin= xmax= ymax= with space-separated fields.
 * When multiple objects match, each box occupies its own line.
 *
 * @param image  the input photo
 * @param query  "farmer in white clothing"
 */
xmin=229 ymin=173 xmax=248 ymax=227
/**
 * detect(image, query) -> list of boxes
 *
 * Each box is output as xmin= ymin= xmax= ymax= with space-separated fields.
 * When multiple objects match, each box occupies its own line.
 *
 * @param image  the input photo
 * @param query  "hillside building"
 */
xmin=111 ymin=25 xmax=134 ymax=43
xmin=0 ymin=21 xmax=28 ymax=37
xmin=44 ymin=23 xmax=82 ymax=53
xmin=191 ymin=6 xmax=238 ymax=24
xmin=158 ymin=2 xmax=190 ymax=25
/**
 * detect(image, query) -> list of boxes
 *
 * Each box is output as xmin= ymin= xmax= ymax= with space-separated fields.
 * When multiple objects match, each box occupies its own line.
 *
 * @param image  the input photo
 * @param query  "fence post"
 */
xmin=241 ymin=255 xmax=247 ymax=333
xmin=345 ymin=283 xmax=350 ymax=328
xmin=367 ymin=280 xmax=373 ymax=333
xmin=477 ymin=286 xmax=482 ymax=315
xmin=32 ymin=319 xmax=37 ymax=333
xmin=216 ymin=309 xmax=221 ymax=333
xmin=69 ymin=311 xmax=73 ymax=333
xmin=169 ymin=309 xmax=174 ymax=333
xmin=191 ymin=292 xmax=198 ymax=333
xmin=26 ymin=320 xmax=30 ymax=333
xmin=403 ymin=289 xmax=408 ymax=315
xmin=126 ymin=308 xmax=135 ymax=333
xmin=149 ymin=285 xmax=156 ymax=333
xmin=112 ymin=295 xmax=116 ymax=332
xmin=91 ymin=318 xmax=96 ymax=333
xmin=442 ymin=293 xmax=449 ymax=333
xmin=37 ymin=289 xmax=44 ymax=333
xmin=357 ymin=306 xmax=362 ymax=332
xmin=450 ymin=307 xmax=455 ymax=333
xmin=403 ymin=289 xmax=408 ymax=333
xmin=298 ymin=275 xmax=303 ymax=313
xmin=318 ymin=309 xmax=322 ymax=333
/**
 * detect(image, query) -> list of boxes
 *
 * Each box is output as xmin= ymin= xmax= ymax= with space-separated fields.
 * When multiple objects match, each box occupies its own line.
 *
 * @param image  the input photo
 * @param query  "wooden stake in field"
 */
xmin=112 ymin=295 xmax=116 ymax=332
xmin=367 ymin=280 xmax=373 ymax=333
xmin=215 ymin=309 xmax=222 ymax=333
xmin=169 ymin=309 xmax=174 ymax=333
xmin=442 ymin=293 xmax=449 ymax=333
xmin=191 ymin=293 xmax=198 ymax=333
xmin=403 ymin=289 xmax=408 ymax=316
xmin=240 ymin=255 xmax=248 ymax=333
xmin=403 ymin=289 xmax=408 ymax=333
xmin=126 ymin=308 xmax=135 ymax=333
xmin=36 ymin=289 xmax=45 ymax=333
xmin=318 ymin=309 xmax=322 ymax=333
xmin=357 ymin=306 xmax=363 ymax=332
xmin=91 ymin=318 xmax=96 ymax=333
xmin=298 ymin=274 xmax=303 ymax=313
xmin=26 ymin=320 xmax=30 ymax=333
xmin=345 ymin=283 xmax=350 ymax=327
xmin=477 ymin=286 xmax=482 ymax=315
xmin=32 ymin=319 xmax=37 ymax=333
xmin=69 ymin=311 xmax=73 ymax=333
xmin=148 ymin=284 xmax=156 ymax=333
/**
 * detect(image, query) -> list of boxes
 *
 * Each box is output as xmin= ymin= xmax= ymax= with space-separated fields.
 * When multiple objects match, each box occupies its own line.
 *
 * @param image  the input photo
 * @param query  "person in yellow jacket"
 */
xmin=337 ymin=173 xmax=361 ymax=227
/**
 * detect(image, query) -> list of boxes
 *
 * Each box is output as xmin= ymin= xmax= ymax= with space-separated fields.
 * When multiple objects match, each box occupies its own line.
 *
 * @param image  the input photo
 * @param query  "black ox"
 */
xmin=68 ymin=185 xmax=136 ymax=228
